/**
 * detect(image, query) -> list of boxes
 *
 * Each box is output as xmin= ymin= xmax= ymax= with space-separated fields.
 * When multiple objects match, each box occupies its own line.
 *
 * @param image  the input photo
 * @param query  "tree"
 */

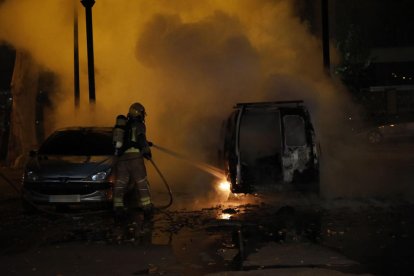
xmin=7 ymin=51 xmax=40 ymax=168
xmin=334 ymin=23 xmax=373 ymax=97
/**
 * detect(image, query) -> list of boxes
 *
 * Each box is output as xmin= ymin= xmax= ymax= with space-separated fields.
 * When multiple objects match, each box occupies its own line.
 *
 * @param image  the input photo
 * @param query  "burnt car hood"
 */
xmin=26 ymin=155 xmax=114 ymax=179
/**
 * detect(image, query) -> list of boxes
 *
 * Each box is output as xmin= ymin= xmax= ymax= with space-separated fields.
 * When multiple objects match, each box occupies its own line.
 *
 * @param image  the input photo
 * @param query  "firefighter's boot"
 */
xmin=113 ymin=187 xmax=127 ymax=224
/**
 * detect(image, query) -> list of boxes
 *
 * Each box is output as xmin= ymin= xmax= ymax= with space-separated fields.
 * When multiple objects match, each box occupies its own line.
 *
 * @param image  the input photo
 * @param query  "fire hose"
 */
xmin=148 ymin=158 xmax=173 ymax=209
xmin=0 ymin=170 xmax=20 ymax=194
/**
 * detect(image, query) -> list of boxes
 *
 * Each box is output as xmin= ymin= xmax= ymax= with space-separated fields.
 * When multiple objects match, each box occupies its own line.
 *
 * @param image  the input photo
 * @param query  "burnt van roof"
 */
xmin=234 ymin=100 xmax=304 ymax=109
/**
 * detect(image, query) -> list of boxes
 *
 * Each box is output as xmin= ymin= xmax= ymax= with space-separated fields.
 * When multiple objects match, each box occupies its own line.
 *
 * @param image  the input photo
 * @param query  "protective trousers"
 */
xmin=113 ymin=153 xmax=151 ymax=210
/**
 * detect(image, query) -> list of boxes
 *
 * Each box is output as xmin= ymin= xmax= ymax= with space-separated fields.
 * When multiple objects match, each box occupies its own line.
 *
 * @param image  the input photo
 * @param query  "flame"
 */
xmin=219 ymin=213 xmax=231 ymax=220
xmin=218 ymin=180 xmax=231 ymax=192
xmin=214 ymin=179 xmax=231 ymax=202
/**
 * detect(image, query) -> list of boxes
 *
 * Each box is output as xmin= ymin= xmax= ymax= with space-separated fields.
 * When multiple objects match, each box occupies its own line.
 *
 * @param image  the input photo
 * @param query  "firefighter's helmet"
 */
xmin=128 ymin=102 xmax=146 ymax=119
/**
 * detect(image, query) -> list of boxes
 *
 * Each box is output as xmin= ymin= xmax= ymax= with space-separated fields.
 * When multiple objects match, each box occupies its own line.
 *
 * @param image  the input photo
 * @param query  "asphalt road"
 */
xmin=1 ymin=142 xmax=414 ymax=275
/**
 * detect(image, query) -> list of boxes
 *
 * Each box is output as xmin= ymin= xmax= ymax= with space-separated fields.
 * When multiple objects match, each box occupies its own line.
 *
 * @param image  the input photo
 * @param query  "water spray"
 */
xmin=151 ymin=143 xmax=231 ymax=204
xmin=151 ymin=144 xmax=225 ymax=179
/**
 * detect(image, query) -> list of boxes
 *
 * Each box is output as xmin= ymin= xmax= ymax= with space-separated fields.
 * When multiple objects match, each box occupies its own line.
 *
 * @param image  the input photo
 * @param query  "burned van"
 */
xmin=220 ymin=101 xmax=319 ymax=194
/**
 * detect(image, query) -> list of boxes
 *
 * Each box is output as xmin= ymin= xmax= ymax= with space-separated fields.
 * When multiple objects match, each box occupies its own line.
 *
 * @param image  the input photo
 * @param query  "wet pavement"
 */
xmin=1 ymin=158 xmax=414 ymax=275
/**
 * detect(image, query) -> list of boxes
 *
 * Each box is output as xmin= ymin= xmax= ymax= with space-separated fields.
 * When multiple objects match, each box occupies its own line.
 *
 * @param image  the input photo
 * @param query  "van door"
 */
xmin=222 ymin=111 xmax=239 ymax=188
xmin=237 ymin=108 xmax=283 ymax=190
xmin=281 ymin=114 xmax=310 ymax=182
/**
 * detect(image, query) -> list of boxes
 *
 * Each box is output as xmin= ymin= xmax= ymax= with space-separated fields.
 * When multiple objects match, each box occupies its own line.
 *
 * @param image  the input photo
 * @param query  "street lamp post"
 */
xmin=321 ymin=0 xmax=331 ymax=73
xmin=81 ymin=0 xmax=96 ymax=103
xmin=73 ymin=1 xmax=80 ymax=107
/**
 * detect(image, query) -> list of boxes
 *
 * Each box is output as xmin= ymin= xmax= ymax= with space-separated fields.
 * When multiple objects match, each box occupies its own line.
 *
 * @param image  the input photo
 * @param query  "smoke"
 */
xmin=0 ymin=0 xmax=370 ymax=206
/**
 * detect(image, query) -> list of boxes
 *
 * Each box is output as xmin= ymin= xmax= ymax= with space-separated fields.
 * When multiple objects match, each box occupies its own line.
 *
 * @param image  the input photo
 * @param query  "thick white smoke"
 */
xmin=1 ymin=0 xmax=370 ymax=206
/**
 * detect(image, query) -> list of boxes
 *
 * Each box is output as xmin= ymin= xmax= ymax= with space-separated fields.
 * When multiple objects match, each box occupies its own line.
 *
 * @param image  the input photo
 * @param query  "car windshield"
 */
xmin=38 ymin=129 xmax=113 ymax=155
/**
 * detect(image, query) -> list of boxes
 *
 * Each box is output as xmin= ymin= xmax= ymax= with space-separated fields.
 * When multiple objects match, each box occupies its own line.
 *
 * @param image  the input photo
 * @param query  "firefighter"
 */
xmin=112 ymin=102 xmax=153 ymax=220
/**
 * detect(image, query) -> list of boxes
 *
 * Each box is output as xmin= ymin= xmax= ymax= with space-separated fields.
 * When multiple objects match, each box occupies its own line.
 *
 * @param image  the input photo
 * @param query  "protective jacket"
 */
xmin=122 ymin=118 xmax=151 ymax=158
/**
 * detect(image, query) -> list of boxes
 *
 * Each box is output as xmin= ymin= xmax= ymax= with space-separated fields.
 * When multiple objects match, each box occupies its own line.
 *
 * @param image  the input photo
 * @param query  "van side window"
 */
xmin=284 ymin=115 xmax=306 ymax=147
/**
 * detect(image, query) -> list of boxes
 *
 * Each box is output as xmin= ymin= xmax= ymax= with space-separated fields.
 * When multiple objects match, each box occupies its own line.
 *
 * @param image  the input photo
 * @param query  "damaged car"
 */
xmin=220 ymin=101 xmax=320 ymax=194
xmin=357 ymin=120 xmax=414 ymax=144
xmin=21 ymin=127 xmax=115 ymax=212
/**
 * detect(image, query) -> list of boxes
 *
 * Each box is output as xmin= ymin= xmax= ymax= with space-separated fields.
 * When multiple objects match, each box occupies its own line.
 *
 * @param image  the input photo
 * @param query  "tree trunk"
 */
xmin=7 ymin=51 xmax=40 ymax=168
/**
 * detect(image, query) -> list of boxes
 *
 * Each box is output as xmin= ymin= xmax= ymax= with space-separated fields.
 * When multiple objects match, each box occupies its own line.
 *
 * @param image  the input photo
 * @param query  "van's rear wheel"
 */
xmin=308 ymin=181 xmax=320 ymax=195
xmin=293 ymin=170 xmax=320 ymax=195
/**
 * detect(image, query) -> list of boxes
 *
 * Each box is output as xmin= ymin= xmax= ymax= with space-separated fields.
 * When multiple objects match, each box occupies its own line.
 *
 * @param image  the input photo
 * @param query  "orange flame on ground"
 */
xmin=219 ymin=213 xmax=232 ymax=220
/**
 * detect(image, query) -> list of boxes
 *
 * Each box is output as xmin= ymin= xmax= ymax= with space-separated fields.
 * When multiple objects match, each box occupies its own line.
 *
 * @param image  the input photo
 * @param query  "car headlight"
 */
xmin=25 ymin=171 xmax=38 ymax=182
xmin=91 ymin=172 xmax=107 ymax=181
xmin=86 ymin=169 xmax=111 ymax=182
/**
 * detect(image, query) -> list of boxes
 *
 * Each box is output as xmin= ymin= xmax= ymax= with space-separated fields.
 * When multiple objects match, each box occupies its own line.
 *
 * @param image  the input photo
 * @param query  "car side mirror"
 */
xmin=29 ymin=150 xmax=37 ymax=157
